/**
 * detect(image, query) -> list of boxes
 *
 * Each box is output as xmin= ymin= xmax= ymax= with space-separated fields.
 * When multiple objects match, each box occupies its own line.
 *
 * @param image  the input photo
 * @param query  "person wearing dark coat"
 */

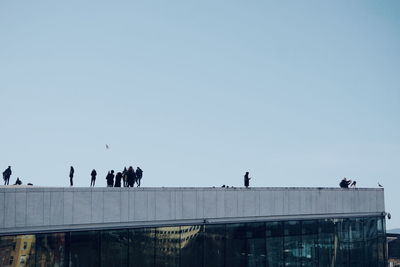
xmin=339 ymin=177 xmax=351 ymax=188
xmin=136 ymin=167 xmax=143 ymax=187
xmin=122 ymin=167 xmax=128 ymax=187
xmin=244 ymin=172 xmax=251 ymax=188
xmin=90 ymin=169 xmax=97 ymax=187
xmin=115 ymin=172 xmax=122 ymax=187
xmin=69 ymin=166 xmax=74 ymax=186
xmin=106 ymin=170 xmax=115 ymax=187
xmin=3 ymin=166 xmax=12 ymax=185
xmin=126 ymin=166 xmax=136 ymax=187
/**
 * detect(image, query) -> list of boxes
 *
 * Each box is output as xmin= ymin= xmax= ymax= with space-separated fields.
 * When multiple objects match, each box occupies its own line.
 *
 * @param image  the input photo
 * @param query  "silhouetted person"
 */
xmin=127 ymin=166 xmax=136 ymax=187
xmin=115 ymin=172 xmax=122 ymax=187
xmin=69 ymin=166 xmax=74 ymax=186
xmin=136 ymin=167 xmax=143 ymax=187
xmin=90 ymin=169 xmax=97 ymax=187
xmin=106 ymin=170 xmax=115 ymax=187
xmin=14 ymin=177 xmax=22 ymax=185
xmin=3 ymin=166 xmax=12 ymax=185
xmin=244 ymin=172 xmax=251 ymax=188
xmin=122 ymin=167 xmax=128 ymax=187
xmin=339 ymin=177 xmax=351 ymax=188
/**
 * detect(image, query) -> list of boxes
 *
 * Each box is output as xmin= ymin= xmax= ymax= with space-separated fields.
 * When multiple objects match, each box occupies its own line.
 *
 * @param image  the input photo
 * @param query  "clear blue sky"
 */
xmin=1 ymin=1 xmax=399 ymax=228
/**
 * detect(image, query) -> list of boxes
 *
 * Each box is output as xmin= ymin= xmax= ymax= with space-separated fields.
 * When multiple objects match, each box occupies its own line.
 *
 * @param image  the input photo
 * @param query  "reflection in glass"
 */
xmin=318 ymin=219 xmax=335 ymax=267
xmin=2 ymin=235 xmax=35 ymax=267
xmin=70 ymin=231 xmax=100 ymax=267
xmin=180 ymin=225 xmax=203 ymax=267
xmin=226 ymin=223 xmax=246 ymax=267
xmin=335 ymin=219 xmax=349 ymax=267
xmin=155 ymin=226 xmax=180 ymax=267
xmin=129 ymin=228 xmax=155 ymax=267
xmin=348 ymin=218 xmax=364 ymax=267
xmin=266 ymin=221 xmax=284 ymax=267
xmin=301 ymin=220 xmax=318 ymax=267
xmin=36 ymin=233 xmax=67 ymax=267
xmin=0 ymin=215 xmax=388 ymax=267
xmin=204 ymin=224 xmax=225 ymax=267
xmin=377 ymin=237 xmax=386 ymax=267
xmin=246 ymin=222 xmax=266 ymax=267
xmin=364 ymin=217 xmax=378 ymax=267
xmin=284 ymin=220 xmax=301 ymax=267
xmin=101 ymin=230 xmax=128 ymax=267
xmin=0 ymin=235 xmax=36 ymax=267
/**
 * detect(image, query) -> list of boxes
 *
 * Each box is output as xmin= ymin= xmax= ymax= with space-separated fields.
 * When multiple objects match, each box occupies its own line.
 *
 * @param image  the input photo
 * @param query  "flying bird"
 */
xmin=106 ymin=144 xmax=110 ymax=149
xmin=378 ymin=182 xmax=383 ymax=188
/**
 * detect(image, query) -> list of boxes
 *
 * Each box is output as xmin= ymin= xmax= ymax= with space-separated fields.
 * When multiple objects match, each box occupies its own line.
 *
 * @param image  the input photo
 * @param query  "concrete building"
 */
xmin=0 ymin=187 xmax=387 ymax=266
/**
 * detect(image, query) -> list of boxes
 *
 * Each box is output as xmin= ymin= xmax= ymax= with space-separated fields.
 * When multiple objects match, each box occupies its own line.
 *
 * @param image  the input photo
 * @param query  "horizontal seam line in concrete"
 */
xmin=0 ymin=211 xmax=385 ymax=236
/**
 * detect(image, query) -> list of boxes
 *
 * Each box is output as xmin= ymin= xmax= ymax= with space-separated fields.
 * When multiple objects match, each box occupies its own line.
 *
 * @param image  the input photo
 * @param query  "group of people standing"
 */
xmin=104 ymin=166 xmax=143 ymax=187
xmin=69 ymin=166 xmax=143 ymax=187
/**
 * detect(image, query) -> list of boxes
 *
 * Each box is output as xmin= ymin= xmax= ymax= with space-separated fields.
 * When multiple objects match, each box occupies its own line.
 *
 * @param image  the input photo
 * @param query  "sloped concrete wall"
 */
xmin=0 ymin=187 xmax=385 ymax=234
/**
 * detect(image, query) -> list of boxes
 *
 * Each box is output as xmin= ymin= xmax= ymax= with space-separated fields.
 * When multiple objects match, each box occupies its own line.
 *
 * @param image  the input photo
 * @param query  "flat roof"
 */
xmin=0 ymin=187 xmax=385 ymax=235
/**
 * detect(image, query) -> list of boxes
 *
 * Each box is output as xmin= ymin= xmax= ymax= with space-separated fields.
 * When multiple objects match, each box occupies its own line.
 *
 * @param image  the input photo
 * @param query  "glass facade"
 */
xmin=0 ymin=216 xmax=386 ymax=267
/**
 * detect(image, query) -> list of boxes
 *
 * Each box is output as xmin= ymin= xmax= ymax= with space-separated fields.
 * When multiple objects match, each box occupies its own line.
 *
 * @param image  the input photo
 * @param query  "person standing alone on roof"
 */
xmin=69 ymin=166 xmax=74 ymax=186
xmin=244 ymin=172 xmax=251 ymax=188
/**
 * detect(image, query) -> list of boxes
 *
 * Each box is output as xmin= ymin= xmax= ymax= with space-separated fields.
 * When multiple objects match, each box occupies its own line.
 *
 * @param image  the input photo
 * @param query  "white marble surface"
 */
xmin=0 ymin=187 xmax=385 ymax=234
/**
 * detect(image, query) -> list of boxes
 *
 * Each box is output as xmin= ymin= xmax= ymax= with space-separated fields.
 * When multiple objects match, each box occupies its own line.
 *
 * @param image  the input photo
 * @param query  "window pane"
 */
xmin=377 ymin=237 xmax=386 ymax=267
xmin=226 ymin=223 xmax=247 ymax=267
xmin=36 ymin=233 xmax=67 ymax=267
xmin=129 ymin=228 xmax=155 ymax=267
xmin=0 ymin=235 xmax=35 ymax=267
xmin=377 ymin=218 xmax=385 ymax=236
xmin=266 ymin=221 xmax=284 ymax=267
xmin=204 ymin=224 xmax=225 ymax=267
xmin=301 ymin=220 xmax=318 ymax=267
xmin=365 ymin=239 xmax=378 ymax=267
xmin=246 ymin=223 xmax=266 ymax=267
xmin=284 ymin=221 xmax=301 ymax=267
xmin=348 ymin=218 xmax=365 ymax=267
xmin=155 ymin=226 xmax=180 ymax=267
xmin=364 ymin=217 xmax=378 ymax=267
xmin=318 ymin=219 xmax=335 ymax=267
xmin=364 ymin=217 xmax=378 ymax=241
xmin=335 ymin=219 xmax=349 ymax=267
xmin=70 ymin=231 xmax=100 ymax=267
xmin=180 ymin=225 xmax=203 ymax=267
xmin=101 ymin=230 xmax=128 ymax=267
